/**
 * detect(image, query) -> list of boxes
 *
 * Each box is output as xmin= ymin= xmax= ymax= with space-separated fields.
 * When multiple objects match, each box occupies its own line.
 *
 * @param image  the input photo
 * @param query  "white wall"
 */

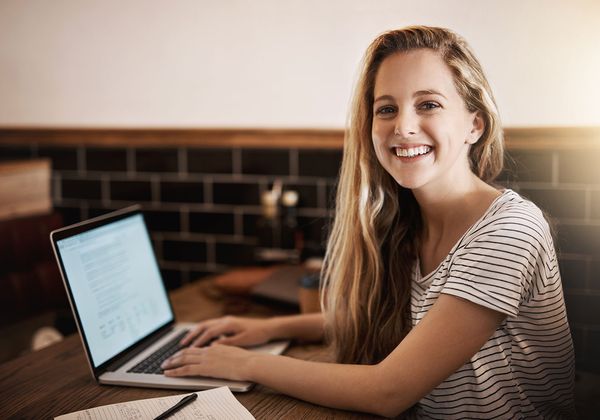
xmin=0 ymin=0 xmax=599 ymax=128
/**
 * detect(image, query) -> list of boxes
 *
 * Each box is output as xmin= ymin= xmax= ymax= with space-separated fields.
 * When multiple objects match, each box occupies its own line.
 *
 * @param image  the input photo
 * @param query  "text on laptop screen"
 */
xmin=56 ymin=214 xmax=173 ymax=367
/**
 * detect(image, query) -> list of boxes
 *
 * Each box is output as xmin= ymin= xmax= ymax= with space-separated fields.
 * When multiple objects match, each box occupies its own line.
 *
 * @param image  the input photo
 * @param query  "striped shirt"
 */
xmin=410 ymin=189 xmax=575 ymax=419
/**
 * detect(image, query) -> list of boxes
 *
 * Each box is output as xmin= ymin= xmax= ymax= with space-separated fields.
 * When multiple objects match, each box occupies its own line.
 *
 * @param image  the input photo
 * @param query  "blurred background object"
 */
xmin=0 ymin=159 xmax=51 ymax=220
xmin=0 ymin=159 xmax=73 ymax=361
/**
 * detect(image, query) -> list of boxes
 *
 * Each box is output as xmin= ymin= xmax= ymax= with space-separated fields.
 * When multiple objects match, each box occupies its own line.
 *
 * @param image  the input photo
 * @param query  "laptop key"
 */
xmin=127 ymin=330 xmax=189 ymax=374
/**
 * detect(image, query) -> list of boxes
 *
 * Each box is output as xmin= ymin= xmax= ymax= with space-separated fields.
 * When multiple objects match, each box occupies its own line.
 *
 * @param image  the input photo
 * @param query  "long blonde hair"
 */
xmin=321 ymin=26 xmax=504 ymax=365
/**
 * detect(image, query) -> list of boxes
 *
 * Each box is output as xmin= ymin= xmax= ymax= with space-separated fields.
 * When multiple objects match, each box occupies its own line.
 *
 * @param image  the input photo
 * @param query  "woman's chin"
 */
xmin=392 ymin=175 xmax=426 ymax=190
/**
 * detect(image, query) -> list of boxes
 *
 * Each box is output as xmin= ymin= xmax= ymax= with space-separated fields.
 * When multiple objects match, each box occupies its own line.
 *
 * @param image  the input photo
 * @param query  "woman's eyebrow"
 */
xmin=374 ymin=90 xmax=447 ymax=104
xmin=414 ymin=89 xmax=447 ymax=99
xmin=373 ymin=94 xmax=395 ymax=104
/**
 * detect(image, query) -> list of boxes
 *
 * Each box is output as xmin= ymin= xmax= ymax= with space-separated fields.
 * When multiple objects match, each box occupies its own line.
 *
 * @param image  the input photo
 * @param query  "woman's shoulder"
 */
xmin=464 ymin=188 xmax=552 ymax=247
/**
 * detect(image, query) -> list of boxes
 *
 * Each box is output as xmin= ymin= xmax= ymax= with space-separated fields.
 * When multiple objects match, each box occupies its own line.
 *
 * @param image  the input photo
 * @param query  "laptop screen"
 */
xmin=56 ymin=213 xmax=173 ymax=368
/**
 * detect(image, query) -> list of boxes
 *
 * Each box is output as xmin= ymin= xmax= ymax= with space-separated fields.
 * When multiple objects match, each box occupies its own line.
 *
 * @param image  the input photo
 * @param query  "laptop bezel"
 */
xmin=50 ymin=205 xmax=177 ymax=380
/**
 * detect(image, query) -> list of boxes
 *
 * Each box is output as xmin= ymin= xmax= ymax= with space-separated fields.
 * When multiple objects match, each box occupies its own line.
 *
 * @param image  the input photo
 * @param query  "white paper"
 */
xmin=55 ymin=386 xmax=255 ymax=420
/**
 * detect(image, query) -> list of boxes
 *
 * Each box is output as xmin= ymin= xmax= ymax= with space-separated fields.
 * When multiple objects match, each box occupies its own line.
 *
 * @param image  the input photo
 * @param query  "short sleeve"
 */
xmin=442 ymin=208 xmax=550 ymax=318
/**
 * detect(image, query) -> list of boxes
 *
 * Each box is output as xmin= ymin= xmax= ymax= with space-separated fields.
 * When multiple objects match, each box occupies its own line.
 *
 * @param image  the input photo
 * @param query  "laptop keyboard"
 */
xmin=127 ymin=330 xmax=189 ymax=374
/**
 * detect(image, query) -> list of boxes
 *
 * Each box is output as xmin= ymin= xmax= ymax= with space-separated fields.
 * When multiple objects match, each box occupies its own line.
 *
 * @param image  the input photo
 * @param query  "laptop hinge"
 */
xmin=104 ymin=325 xmax=175 ymax=372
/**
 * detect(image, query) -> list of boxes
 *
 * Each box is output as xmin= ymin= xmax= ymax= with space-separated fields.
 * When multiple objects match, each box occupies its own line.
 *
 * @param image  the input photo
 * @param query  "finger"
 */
xmin=191 ymin=324 xmax=236 ymax=347
xmin=163 ymin=347 xmax=205 ymax=367
xmin=183 ymin=318 xmax=227 ymax=344
xmin=164 ymin=365 xmax=199 ymax=377
xmin=161 ymin=351 xmax=203 ymax=369
xmin=181 ymin=320 xmax=217 ymax=345
xmin=168 ymin=350 xmax=182 ymax=360
xmin=213 ymin=334 xmax=244 ymax=346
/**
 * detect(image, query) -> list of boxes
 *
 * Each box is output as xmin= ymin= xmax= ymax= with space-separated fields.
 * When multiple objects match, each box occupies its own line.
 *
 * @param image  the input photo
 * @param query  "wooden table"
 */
xmin=0 ymin=269 xmax=380 ymax=419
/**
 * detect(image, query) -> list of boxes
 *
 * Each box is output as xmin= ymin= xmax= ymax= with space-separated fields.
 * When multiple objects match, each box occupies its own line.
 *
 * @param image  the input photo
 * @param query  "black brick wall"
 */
xmin=0 ymin=144 xmax=334 ymax=287
xmin=1 ymin=142 xmax=598 ymax=374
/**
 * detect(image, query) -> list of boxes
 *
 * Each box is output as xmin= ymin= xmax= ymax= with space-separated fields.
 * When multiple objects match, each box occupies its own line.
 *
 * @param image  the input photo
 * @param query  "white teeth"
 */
xmin=394 ymin=146 xmax=431 ymax=157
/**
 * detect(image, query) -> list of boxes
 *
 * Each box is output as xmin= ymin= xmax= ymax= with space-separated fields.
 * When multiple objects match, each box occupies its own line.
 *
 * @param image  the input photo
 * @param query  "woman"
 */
xmin=162 ymin=26 xmax=575 ymax=418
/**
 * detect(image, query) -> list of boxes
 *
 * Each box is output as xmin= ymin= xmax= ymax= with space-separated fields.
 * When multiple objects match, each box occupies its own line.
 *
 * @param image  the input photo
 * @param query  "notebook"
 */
xmin=55 ymin=386 xmax=255 ymax=420
xmin=50 ymin=205 xmax=288 ymax=391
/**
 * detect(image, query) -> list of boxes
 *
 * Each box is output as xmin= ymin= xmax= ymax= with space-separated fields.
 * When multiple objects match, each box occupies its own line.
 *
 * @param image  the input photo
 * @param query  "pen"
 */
xmin=154 ymin=393 xmax=198 ymax=420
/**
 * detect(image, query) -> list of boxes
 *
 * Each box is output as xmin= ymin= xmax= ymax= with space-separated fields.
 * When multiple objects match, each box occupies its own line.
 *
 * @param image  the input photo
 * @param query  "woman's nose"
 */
xmin=393 ymin=111 xmax=418 ymax=138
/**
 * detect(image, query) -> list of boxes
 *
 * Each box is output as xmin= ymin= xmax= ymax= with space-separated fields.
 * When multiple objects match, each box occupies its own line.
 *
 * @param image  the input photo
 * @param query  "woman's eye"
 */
xmin=375 ymin=106 xmax=396 ymax=116
xmin=419 ymin=101 xmax=440 ymax=110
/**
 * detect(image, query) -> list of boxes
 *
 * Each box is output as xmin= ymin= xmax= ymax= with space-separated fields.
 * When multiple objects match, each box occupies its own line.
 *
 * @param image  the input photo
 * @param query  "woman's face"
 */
xmin=371 ymin=49 xmax=483 ymax=194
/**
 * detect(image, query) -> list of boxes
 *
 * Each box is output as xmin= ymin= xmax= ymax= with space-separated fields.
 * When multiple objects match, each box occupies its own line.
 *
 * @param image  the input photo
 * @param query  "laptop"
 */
xmin=50 ymin=205 xmax=288 ymax=391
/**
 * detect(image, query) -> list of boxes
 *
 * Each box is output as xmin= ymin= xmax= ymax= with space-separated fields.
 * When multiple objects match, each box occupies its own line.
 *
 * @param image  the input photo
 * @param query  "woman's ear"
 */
xmin=466 ymin=112 xmax=485 ymax=145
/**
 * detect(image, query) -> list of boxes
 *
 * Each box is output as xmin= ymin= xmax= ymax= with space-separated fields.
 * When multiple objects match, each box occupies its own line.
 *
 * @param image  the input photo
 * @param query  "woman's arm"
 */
xmin=267 ymin=312 xmax=325 ymax=342
xmin=164 ymin=295 xmax=504 ymax=418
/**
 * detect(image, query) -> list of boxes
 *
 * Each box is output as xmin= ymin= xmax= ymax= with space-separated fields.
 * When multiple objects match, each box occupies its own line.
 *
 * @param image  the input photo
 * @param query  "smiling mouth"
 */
xmin=392 ymin=145 xmax=433 ymax=158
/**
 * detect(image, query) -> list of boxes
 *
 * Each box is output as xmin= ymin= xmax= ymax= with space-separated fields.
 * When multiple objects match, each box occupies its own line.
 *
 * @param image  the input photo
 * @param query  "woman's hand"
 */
xmin=180 ymin=316 xmax=275 ymax=348
xmin=162 ymin=344 xmax=256 ymax=381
